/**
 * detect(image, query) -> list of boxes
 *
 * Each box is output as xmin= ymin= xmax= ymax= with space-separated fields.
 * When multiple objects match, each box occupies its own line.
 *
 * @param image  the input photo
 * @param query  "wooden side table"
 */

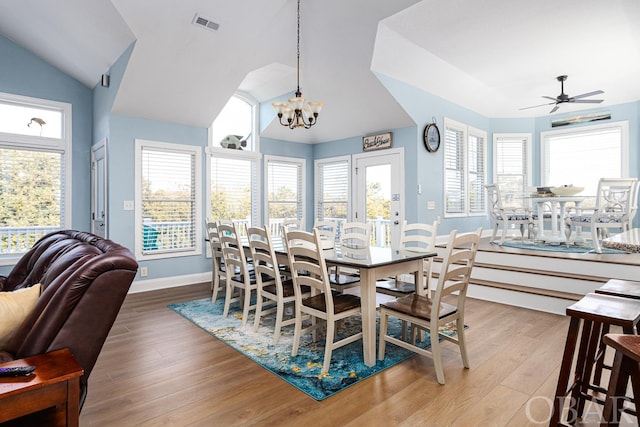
xmin=0 ymin=348 xmax=83 ymax=427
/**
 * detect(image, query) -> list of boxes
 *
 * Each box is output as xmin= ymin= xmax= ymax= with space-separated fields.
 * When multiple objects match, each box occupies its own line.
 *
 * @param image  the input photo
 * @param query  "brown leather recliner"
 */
xmin=0 ymin=230 xmax=138 ymax=409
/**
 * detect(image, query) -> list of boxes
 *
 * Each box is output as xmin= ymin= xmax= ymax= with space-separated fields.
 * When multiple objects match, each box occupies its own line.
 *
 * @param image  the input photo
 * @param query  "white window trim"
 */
xmin=263 ymin=154 xmax=306 ymax=227
xmin=314 ymin=155 xmax=352 ymax=222
xmin=492 ymin=133 xmax=533 ymax=186
xmin=468 ymin=125 xmax=487 ymax=217
xmin=443 ymin=118 xmax=487 ymax=218
xmin=134 ymin=139 xmax=202 ymax=260
xmin=207 ymin=91 xmax=260 ymax=155
xmin=540 ymin=120 xmax=630 ymax=183
xmin=0 ymin=92 xmax=72 ymax=266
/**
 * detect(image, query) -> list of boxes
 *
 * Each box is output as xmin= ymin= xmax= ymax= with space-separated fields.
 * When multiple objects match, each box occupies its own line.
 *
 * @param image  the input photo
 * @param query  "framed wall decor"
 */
xmin=362 ymin=132 xmax=392 ymax=152
xmin=423 ymin=122 xmax=440 ymax=152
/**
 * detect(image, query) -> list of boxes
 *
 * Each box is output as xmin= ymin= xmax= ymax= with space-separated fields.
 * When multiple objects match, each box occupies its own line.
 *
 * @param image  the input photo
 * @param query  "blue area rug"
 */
xmin=168 ymin=297 xmax=459 ymax=400
xmin=495 ymin=240 xmax=628 ymax=254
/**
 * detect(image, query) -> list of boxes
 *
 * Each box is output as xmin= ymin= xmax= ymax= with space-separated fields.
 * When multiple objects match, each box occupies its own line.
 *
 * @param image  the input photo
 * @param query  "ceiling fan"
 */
xmin=520 ymin=75 xmax=604 ymax=114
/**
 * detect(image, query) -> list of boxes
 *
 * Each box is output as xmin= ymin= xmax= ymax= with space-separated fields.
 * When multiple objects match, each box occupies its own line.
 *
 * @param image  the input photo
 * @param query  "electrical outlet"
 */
xmin=140 ymin=267 xmax=148 ymax=277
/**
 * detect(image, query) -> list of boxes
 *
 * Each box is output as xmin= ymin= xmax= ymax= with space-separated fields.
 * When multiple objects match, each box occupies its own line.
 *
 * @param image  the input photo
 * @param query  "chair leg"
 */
xmin=292 ymin=306 xmax=303 ymax=356
xmin=253 ymin=292 xmax=264 ymax=332
xmin=500 ymin=221 xmax=508 ymax=244
xmin=241 ymin=285 xmax=252 ymax=327
xmin=272 ymin=300 xmax=285 ymax=344
xmin=491 ymin=223 xmax=498 ymax=243
xmin=378 ymin=310 xmax=388 ymax=360
xmin=431 ymin=327 xmax=445 ymax=385
xmin=592 ymin=226 xmax=603 ymax=253
xmin=457 ymin=317 xmax=470 ymax=369
xmin=222 ymin=282 xmax=234 ymax=317
xmin=323 ymin=320 xmax=335 ymax=373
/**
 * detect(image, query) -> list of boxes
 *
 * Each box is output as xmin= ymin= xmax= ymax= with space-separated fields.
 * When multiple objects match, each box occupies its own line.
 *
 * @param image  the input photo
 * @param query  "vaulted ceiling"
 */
xmin=1 ymin=0 xmax=639 ymax=143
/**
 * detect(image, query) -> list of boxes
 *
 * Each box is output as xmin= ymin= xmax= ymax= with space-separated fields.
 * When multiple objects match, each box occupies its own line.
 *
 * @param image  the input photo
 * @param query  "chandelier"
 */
xmin=272 ymin=0 xmax=323 ymax=129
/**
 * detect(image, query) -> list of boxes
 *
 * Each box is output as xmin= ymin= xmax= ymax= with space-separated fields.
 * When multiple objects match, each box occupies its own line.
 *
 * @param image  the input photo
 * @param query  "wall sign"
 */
xmin=362 ymin=132 xmax=392 ymax=152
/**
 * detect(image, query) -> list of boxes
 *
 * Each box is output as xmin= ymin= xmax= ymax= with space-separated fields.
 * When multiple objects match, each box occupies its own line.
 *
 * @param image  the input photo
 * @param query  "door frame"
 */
xmin=352 ymin=147 xmax=405 ymax=248
xmin=91 ymin=138 xmax=108 ymax=238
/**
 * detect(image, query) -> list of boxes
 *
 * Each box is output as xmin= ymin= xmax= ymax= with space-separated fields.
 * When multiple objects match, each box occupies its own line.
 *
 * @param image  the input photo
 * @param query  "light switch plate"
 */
xmin=123 ymin=201 xmax=134 ymax=211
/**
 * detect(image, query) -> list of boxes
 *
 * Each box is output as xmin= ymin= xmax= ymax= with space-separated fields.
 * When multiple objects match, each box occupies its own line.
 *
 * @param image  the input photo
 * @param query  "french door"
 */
xmin=353 ymin=149 xmax=404 ymax=248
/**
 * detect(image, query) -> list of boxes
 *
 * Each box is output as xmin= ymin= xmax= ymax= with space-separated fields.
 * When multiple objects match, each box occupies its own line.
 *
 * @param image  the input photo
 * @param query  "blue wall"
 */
xmin=0 ymin=34 xmax=93 ymax=275
xmin=375 ymin=74 xmax=491 ymax=234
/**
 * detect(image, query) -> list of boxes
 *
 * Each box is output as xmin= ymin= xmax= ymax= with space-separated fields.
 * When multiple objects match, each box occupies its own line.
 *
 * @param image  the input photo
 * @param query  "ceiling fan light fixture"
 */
xmin=520 ymin=75 xmax=604 ymax=114
xmin=272 ymin=0 xmax=323 ymax=130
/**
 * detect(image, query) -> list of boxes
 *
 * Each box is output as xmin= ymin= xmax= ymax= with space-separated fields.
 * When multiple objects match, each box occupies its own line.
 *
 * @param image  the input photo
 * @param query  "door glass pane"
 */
xmin=365 ymin=164 xmax=391 ymax=248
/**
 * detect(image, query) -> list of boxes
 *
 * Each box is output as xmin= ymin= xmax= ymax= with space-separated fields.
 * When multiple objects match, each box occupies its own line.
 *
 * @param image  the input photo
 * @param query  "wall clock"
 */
xmin=423 ymin=123 xmax=440 ymax=152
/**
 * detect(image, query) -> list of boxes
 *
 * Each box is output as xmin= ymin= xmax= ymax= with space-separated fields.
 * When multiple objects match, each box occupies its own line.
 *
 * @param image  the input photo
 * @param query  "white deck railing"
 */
xmin=1 ymin=217 xmax=393 ymax=255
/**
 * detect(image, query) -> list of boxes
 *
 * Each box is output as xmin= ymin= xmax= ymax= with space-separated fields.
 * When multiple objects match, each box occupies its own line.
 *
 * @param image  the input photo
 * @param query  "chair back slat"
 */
xmin=285 ymin=229 xmax=332 ymax=303
xmin=431 ymin=228 xmax=482 ymax=317
xmin=247 ymin=226 xmax=279 ymax=284
xmin=218 ymin=223 xmax=250 ymax=278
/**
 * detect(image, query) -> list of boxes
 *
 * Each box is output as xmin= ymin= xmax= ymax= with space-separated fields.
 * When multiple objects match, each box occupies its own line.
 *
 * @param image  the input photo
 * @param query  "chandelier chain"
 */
xmin=296 ymin=0 xmax=301 ymax=94
xmin=271 ymin=0 xmax=323 ymax=129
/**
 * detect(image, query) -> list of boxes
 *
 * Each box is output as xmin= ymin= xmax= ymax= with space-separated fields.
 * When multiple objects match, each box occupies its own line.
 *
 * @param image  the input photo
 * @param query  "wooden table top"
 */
xmin=0 ymin=348 xmax=83 ymax=398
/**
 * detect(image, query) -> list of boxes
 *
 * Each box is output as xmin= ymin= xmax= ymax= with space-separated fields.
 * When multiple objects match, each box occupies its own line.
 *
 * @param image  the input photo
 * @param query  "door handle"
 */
xmin=393 ymin=220 xmax=399 ymax=225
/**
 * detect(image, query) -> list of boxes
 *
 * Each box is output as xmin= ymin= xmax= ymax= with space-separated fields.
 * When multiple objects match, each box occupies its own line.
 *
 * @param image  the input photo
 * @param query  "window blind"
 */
xmin=141 ymin=147 xmax=196 ymax=253
xmin=266 ymin=158 xmax=303 ymax=225
xmin=543 ymin=125 xmax=623 ymax=197
xmin=495 ymin=135 xmax=530 ymax=205
xmin=444 ymin=125 xmax=465 ymax=214
xmin=468 ymin=132 xmax=486 ymax=213
xmin=316 ymin=159 xmax=349 ymax=221
xmin=210 ymin=156 xmax=258 ymax=226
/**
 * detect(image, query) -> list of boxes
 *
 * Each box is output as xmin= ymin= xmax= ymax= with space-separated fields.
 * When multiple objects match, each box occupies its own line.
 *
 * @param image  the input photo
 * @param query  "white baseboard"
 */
xmin=129 ymin=272 xmax=211 ymax=294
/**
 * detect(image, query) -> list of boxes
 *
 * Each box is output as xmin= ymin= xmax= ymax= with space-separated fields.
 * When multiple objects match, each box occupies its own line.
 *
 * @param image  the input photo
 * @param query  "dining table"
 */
xmin=262 ymin=236 xmax=436 ymax=367
xmin=531 ymin=195 xmax=585 ymax=244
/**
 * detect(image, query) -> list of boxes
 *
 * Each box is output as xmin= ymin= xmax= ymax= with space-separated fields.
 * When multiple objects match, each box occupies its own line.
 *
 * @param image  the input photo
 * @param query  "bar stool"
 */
xmin=592 ymin=280 xmax=640 ymax=388
xmin=550 ymin=293 xmax=640 ymax=426
xmin=596 ymin=279 xmax=640 ymax=300
xmin=600 ymin=334 xmax=640 ymax=426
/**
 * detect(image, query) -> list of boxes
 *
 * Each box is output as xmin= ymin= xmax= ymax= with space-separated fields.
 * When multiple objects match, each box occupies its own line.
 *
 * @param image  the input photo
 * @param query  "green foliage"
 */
xmin=0 ymin=149 xmax=61 ymax=227
xmin=366 ymin=182 xmax=390 ymax=219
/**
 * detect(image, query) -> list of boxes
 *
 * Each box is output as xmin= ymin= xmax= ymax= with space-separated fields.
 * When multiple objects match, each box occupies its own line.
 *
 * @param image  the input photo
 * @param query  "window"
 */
xmin=210 ymin=155 xmax=259 ymax=229
xmin=207 ymin=93 xmax=260 ymax=233
xmin=265 ymin=156 xmax=305 ymax=233
xmin=209 ymin=92 xmax=257 ymax=152
xmin=493 ymin=133 xmax=532 ymax=209
xmin=443 ymin=118 xmax=486 ymax=217
xmin=135 ymin=139 xmax=201 ymax=259
xmin=541 ymin=121 xmax=628 ymax=198
xmin=315 ymin=156 xmax=350 ymax=222
xmin=0 ymin=92 xmax=71 ymax=258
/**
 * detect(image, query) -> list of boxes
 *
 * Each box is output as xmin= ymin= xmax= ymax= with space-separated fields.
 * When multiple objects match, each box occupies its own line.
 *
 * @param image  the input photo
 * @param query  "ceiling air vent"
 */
xmin=192 ymin=14 xmax=220 ymax=32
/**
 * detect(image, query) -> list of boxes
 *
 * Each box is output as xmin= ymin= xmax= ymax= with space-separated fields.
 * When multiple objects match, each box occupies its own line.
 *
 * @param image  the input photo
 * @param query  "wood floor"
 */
xmin=79 ymin=282 xmax=631 ymax=426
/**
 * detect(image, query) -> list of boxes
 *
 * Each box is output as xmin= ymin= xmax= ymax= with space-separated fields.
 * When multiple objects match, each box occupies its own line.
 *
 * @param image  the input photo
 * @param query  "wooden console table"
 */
xmin=0 ymin=348 xmax=83 ymax=427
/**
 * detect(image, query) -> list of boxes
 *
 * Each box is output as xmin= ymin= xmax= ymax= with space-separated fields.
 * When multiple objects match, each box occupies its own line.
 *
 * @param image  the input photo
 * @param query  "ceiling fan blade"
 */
xmin=549 ymin=105 xmax=559 ymax=113
xmin=571 ymin=90 xmax=604 ymax=100
xmin=542 ymin=96 xmax=558 ymax=102
xmin=571 ymin=99 xmax=604 ymax=104
xmin=519 ymin=101 xmax=555 ymax=111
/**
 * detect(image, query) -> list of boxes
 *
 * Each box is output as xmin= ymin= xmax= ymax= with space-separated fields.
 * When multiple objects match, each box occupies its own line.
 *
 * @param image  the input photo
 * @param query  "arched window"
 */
xmin=209 ymin=93 xmax=257 ymax=152
xmin=207 ymin=93 xmax=260 ymax=230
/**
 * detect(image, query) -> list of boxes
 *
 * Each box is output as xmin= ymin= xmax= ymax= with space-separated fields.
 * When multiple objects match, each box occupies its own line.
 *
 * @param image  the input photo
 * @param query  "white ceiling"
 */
xmin=1 ymin=0 xmax=639 ymax=143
